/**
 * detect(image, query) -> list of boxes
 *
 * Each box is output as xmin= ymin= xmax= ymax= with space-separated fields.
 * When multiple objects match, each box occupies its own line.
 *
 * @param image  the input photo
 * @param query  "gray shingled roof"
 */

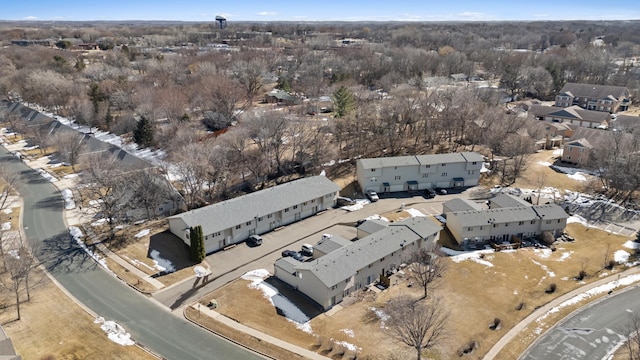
xmin=449 ymin=204 xmax=567 ymax=228
xmin=168 ymin=176 xmax=340 ymax=234
xmin=530 ymin=105 xmax=609 ymax=124
xmin=289 ymin=217 xmax=442 ymax=287
xmin=442 ymin=198 xmax=483 ymax=212
xmin=568 ymin=127 xmax=635 ymax=151
xmin=358 ymin=152 xmax=483 ymax=170
xmin=358 ymin=156 xmax=419 ymax=169
xmin=490 ymin=194 xmax=531 ymax=208
xmin=356 ymin=219 xmax=389 ymax=234
xmin=559 ymin=83 xmax=628 ymax=100
xmin=314 ymin=235 xmax=353 ymax=254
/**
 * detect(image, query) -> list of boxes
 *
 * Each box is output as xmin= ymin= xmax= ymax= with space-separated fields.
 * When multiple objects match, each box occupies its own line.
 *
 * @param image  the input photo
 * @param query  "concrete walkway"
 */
xmin=483 ymin=265 xmax=640 ymax=360
xmin=192 ymin=304 xmax=330 ymax=360
xmin=0 ymin=132 xmax=166 ymax=291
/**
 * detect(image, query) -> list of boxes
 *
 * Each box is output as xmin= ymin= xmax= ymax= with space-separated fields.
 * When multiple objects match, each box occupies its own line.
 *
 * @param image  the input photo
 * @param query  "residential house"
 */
xmin=445 ymin=194 xmax=568 ymax=246
xmin=356 ymin=152 xmax=484 ymax=194
xmin=264 ymin=89 xmax=300 ymax=106
xmin=274 ymin=217 xmax=441 ymax=310
xmin=529 ymin=104 xmax=611 ymax=129
xmin=555 ymin=83 xmax=630 ymax=113
xmin=561 ymin=127 xmax=636 ymax=166
xmin=442 ymin=198 xmax=482 ymax=215
xmin=168 ymin=176 xmax=340 ymax=254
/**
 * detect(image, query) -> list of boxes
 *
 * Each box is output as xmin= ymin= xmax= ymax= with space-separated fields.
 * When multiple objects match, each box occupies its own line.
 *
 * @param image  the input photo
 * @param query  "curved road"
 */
xmin=520 ymin=285 xmax=640 ymax=359
xmin=0 ymin=146 xmax=262 ymax=360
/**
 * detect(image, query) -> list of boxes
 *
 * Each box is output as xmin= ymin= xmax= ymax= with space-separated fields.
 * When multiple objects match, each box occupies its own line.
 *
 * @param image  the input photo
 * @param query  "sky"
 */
xmin=2 ymin=0 xmax=639 ymax=22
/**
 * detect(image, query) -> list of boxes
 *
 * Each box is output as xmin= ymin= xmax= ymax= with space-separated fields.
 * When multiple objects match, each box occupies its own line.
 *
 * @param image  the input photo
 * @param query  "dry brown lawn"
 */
xmin=103 ymin=219 xmax=200 ymax=289
xmin=191 ymin=221 xmax=635 ymax=360
xmin=0 ymin=270 xmax=155 ymax=360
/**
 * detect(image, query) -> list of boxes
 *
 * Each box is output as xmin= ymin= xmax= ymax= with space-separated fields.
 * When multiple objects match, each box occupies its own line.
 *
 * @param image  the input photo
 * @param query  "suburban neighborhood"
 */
xmin=0 ymin=8 xmax=640 ymax=360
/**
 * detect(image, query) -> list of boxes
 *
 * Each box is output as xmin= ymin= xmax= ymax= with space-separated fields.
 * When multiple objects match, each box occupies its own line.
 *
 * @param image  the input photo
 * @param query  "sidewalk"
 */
xmin=483 ymin=265 xmax=640 ymax=360
xmin=0 ymin=133 xmax=166 ymax=291
xmin=190 ymin=304 xmax=330 ymax=360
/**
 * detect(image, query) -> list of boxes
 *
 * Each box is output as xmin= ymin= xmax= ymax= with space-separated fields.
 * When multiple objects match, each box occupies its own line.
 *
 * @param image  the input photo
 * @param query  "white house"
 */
xmin=444 ymin=194 xmax=568 ymax=246
xmin=168 ymin=176 xmax=340 ymax=253
xmin=274 ymin=217 xmax=442 ymax=310
xmin=356 ymin=152 xmax=484 ymax=194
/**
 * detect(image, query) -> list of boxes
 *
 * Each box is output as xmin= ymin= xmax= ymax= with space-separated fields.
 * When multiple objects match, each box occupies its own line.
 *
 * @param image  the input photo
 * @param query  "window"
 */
xmin=371 ymin=168 xmax=376 ymax=172
xmin=368 ymin=264 xmax=372 ymax=268
xmin=311 ymin=199 xmax=315 ymax=203
xmin=579 ymin=148 xmax=584 ymax=153
xmin=468 ymin=170 xmax=475 ymax=175
xmin=235 ymin=224 xmax=241 ymax=229
xmin=394 ymin=175 xmax=401 ymax=180
xmin=267 ymin=214 xmax=273 ymax=218
xmin=258 ymin=217 xmax=263 ymax=222
xmin=558 ymin=219 xmax=562 ymax=223
xmin=472 ymin=161 xmax=477 ymax=165
xmin=380 ymin=257 xmax=385 ymax=262
xmin=425 ymin=164 xmax=430 ymax=168
xmin=303 ymin=202 xmax=307 ymax=206
xmin=442 ymin=172 xmax=448 ymax=177
xmin=441 ymin=163 xmax=447 ymax=167
xmin=284 ymin=208 xmax=289 ymax=213
xmin=531 ymin=220 xmax=535 ymax=224
xmin=246 ymin=221 xmax=251 ymax=226
xmin=519 ymin=221 xmax=524 ymax=225
xmin=505 ymin=223 xmax=509 ymax=227
xmin=293 ymin=205 xmax=298 ymax=209
xmin=493 ymin=224 xmax=497 ymax=228
xmin=394 ymin=166 xmax=397 ymax=170
xmin=546 ymin=220 xmax=551 ymax=224
xmin=331 ymin=285 xmax=337 ymax=290
xmin=185 ymin=233 xmax=189 ymax=239
xmin=467 ymin=227 xmax=473 ymax=231
xmin=214 ymin=232 xmax=221 ymax=237
xmin=422 ymin=173 xmax=428 ymax=178
xmin=480 ymin=226 xmax=483 ymax=230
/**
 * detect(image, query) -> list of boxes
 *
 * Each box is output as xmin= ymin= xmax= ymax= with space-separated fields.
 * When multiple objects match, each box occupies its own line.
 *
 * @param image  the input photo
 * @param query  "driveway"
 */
xmin=152 ymin=190 xmax=466 ymax=309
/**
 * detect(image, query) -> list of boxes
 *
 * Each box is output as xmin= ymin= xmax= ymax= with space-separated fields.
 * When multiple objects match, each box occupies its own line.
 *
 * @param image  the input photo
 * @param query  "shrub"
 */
xmin=545 ymin=283 xmax=557 ymax=294
xmin=457 ymin=341 xmax=479 ymax=356
xmin=489 ymin=317 xmax=502 ymax=330
xmin=577 ymin=270 xmax=587 ymax=281
xmin=515 ymin=301 xmax=525 ymax=311
xmin=606 ymin=260 xmax=616 ymax=270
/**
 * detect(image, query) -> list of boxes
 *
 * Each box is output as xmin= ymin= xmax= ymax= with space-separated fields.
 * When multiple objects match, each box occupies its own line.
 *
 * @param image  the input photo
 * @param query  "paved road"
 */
xmin=0 ymin=146 xmax=263 ymax=360
xmin=520 ymin=285 xmax=640 ymax=360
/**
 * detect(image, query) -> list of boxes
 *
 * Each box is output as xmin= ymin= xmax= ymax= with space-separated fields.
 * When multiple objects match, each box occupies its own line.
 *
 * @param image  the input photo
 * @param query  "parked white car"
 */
xmin=366 ymin=190 xmax=379 ymax=202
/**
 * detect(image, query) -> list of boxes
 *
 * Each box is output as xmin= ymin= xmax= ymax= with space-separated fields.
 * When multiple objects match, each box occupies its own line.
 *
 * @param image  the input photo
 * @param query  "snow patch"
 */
xmin=94 ymin=317 xmax=135 ymax=346
xmin=69 ymin=226 xmax=112 ymax=273
xmin=370 ymin=307 xmax=389 ymax=328
xmin=614 ymin=250 xmax=630 ymax=263
xmin=61 ymin=188 xmax=75 ymax=210
xmin=134 ymin=229 xmax=150 ymax=238
xmin=149 ymin=249 xmax=175 ymax=273
xmin=340 ymin=328 xmax=355 ymax=338
xmin=441 ymin=247 xmax=494 ymax=267
xmin=1 ymin=222 xmax=10 ymax=231
xmin=405 ymin=208 xmax=426 ymax=217
xmin=241 ymin=269 xmax=312 ymax=333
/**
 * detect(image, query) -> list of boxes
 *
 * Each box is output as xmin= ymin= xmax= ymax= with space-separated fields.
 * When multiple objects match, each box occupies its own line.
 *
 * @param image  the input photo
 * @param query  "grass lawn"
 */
xmin=0 ymin=270 xmax=156 ymax=360
xmin=189 ymin=221 xmax=636 ymax=359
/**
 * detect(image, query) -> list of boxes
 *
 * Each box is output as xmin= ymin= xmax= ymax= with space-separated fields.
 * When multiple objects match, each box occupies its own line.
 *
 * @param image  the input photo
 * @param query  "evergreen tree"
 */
xmin=331 ymin=85 xmax=356 ymax=118
xmin=189 ymin=225 xmax=205 ymax=262
xmin=133 ymin=116 xmax=154 ymax=148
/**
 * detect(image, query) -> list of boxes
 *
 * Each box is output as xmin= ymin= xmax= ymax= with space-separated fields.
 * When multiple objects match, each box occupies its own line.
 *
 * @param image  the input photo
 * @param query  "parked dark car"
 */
xmin=282 ymin=250 xmax=304 ymax=261
xmin=247 ymin=234 xmax=263 ymax=246
xmin=424 ymin=188 xmax=437 ymax=198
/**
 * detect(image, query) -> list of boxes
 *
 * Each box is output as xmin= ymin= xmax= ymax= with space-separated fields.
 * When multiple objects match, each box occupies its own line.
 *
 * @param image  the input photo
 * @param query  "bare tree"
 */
xmin=0 ymin=235 xmax=41 ymax=321
xmin=233 ymin=60 xmax=266 ymax=106
xmin=0 ymin=167 xmax=19 ymax=261
xmin=385 ymin=295 xmax=448 ymax=360
xmin=406 ymin=244 xmax=448 ymax=299
xmin=625 ymin=313 xmax=640 ymax=360
xmin=49 ymin=130 xmax=87 ymax=171
xmin=81 ymin=152 xmax=132 ymax=240
xmin=534 ymin=170 xmax=548 ymax=205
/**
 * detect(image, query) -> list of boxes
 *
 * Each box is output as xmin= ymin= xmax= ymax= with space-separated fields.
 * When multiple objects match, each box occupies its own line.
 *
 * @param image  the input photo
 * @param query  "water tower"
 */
xmin=215 ymin=15 xmax=227 ymax=29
